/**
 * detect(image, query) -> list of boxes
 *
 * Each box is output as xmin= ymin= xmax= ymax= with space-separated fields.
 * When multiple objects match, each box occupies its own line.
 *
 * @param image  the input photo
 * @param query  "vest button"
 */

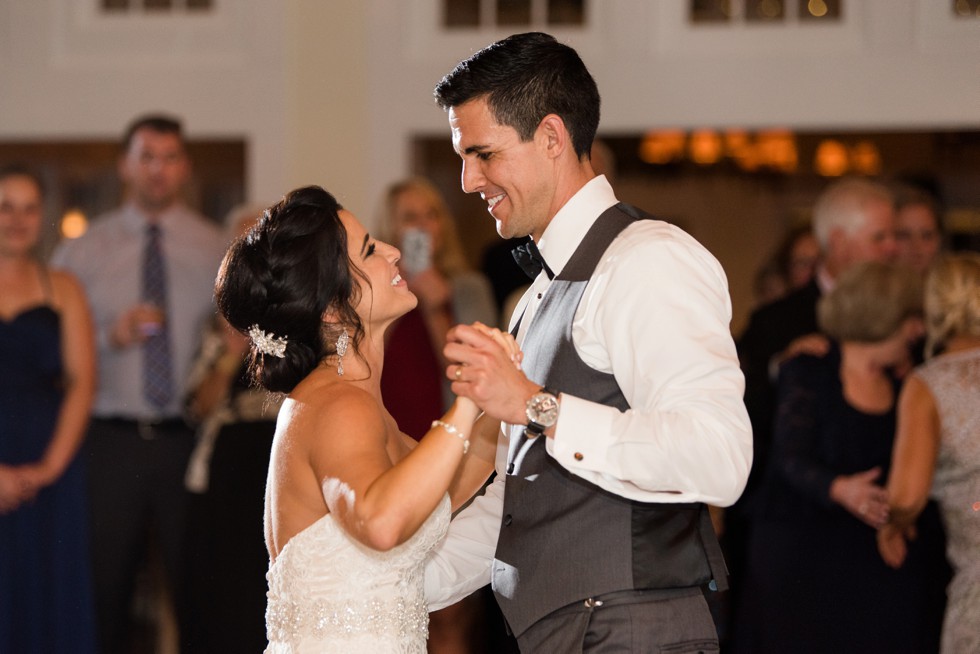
xmin=503 ymin=514 xmax=513 ymax=526
xmin=574 ymin=452 xmax=584 ymax=461
xmin=507 ymin=463 xmax=515 ymax=474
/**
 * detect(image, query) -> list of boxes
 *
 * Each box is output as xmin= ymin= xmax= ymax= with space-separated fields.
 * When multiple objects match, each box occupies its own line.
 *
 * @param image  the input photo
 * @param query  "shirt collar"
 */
xmin=536 ymin=175 xmax=619 ymax=278
xmin=121 ymin=201 xmax=185 ymax=234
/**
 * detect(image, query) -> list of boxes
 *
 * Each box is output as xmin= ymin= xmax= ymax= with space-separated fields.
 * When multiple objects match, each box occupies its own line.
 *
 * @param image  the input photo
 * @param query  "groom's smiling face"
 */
xmin=449 ymin=97 xmax=553 ymax=242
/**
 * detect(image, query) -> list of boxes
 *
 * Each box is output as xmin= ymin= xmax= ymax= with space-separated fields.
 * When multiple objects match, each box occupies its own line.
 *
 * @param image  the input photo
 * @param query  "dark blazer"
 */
xmin=736 ymin=280 xmax=823 ymax=503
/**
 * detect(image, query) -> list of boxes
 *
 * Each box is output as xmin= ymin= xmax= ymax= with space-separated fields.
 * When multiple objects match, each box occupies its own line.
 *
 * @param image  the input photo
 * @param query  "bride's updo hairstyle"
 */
xmin=215 ymin=185 xmax=366 ymax=393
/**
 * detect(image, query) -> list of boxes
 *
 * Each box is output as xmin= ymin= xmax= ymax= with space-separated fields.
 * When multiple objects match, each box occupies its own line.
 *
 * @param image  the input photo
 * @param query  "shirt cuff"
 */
xmin=547 ymin=393 xmax=616 ymax=473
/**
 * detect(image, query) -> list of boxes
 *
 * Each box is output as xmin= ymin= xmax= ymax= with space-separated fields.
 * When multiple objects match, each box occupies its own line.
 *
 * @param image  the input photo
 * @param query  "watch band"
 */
xmin=525 ymin=420 xmax=547 ymax=438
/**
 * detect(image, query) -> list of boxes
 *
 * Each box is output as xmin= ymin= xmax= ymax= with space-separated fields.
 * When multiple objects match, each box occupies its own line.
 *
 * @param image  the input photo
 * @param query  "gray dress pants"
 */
xmin=515 ymin=587 xmax=719 ymax=653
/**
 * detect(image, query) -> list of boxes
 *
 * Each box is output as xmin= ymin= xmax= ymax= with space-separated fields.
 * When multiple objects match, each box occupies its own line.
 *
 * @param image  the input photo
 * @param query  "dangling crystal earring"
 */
xmin=335 ymin=328 xmax=350 ymax=376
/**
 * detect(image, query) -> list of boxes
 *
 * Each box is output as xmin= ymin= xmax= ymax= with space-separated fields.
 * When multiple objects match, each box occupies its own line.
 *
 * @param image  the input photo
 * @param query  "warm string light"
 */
xmin=639 ymin=129 xmax=799 ymax=173
xmin=814 ymin=139 xmax=882 ymax=176
xmin=639 ymin=130 xmax=882 ymax=177
xmin=808 ymin=0 xmax=829 ymax=18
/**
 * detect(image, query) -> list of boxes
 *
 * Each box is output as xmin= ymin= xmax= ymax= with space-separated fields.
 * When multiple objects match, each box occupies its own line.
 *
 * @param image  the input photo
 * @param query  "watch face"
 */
xmin=527 ymin=392 xmax=560 ymax=427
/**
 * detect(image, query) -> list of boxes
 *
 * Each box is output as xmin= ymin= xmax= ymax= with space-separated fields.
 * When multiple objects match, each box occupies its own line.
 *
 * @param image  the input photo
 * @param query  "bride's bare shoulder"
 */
xmin=279 ymin=375 xmax=385 ymax=443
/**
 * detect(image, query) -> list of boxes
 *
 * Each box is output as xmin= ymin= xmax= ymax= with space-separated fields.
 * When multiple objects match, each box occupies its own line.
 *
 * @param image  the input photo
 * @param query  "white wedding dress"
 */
xmin=264 ymin=493 xmax=451 ymax=653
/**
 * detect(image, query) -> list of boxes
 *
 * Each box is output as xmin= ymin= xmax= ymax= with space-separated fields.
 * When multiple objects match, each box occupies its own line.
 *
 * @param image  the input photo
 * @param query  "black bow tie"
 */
xmin=511 ymin=240 xmax=555 ymax=281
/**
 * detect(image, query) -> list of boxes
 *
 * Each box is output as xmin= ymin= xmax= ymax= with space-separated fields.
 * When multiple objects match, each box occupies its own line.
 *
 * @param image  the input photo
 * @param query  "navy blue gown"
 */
xmin=0 ymin=305 xmax=96 ymax=653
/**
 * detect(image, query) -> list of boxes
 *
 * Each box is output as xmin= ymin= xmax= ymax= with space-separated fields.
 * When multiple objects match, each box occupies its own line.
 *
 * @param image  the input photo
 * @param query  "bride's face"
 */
xmin=339 ymin=209 xmax=417 ymax=327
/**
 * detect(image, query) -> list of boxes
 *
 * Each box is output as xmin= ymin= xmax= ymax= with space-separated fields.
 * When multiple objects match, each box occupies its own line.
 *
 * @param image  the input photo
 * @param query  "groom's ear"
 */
xmin=537 ymin=113 xmax=569 ymax=160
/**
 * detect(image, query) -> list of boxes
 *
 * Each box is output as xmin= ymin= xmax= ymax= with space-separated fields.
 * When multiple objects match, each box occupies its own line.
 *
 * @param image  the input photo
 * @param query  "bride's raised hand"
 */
xmin=445 ymin=322 xmax=538 ymax=425
xmin=471 ymin=321 xmax=523 ymax=370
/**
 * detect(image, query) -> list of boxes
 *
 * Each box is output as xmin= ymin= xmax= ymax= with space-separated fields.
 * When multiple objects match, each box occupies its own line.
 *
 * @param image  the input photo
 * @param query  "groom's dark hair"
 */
xmin=433 ymin=32 xmax=600 ymax=160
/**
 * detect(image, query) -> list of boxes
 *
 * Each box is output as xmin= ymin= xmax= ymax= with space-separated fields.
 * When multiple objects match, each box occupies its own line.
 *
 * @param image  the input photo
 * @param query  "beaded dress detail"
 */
xmin=916 ymin=348 xmax=980 ymax=654
xmin=265 ymin=492 xmax=450 ymax=653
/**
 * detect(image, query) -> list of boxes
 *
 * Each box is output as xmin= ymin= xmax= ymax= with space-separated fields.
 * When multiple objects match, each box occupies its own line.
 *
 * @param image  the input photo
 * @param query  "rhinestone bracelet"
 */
xmin=431 ymin=420 xmax=469 ymax=454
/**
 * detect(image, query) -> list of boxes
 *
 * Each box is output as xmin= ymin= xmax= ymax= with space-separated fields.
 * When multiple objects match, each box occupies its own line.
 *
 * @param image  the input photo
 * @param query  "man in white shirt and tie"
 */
xmin=51 ymin=114 xmax=225 ymax=652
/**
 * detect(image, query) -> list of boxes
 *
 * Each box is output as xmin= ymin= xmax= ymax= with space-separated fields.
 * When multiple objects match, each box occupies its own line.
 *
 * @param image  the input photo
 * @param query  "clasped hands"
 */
xmin=830 ymin=466 xmax=890 ymax=529
xmin=831 ymin=466 xmax=920 ymax=569
xmin=444 ymin=322 xmax=538 ymax=427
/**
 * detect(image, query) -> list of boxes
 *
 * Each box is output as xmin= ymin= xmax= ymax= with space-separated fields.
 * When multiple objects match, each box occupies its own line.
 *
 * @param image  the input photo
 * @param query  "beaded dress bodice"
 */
xmin=264 ymin=493 xmax=450 ymax=653
xmin=916 ymin=348 xmax=980 ymax=654
xmin=918 ymin=348 xmax=980 ymax=573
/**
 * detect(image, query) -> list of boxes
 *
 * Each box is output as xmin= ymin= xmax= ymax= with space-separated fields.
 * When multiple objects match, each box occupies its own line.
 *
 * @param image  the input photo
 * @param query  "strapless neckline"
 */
xmin=0 ymin=304 xmax=58 ymax=325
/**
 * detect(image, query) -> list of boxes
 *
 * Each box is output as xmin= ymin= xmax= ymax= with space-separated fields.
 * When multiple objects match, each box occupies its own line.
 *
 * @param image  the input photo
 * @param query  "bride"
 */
xmin=214 ymin=186 xmax=509 ymax=653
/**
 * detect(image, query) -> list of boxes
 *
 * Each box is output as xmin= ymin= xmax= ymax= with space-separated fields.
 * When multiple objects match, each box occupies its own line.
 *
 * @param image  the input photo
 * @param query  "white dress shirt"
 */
xmin=424 ymin=175 xmax=752 ymax=610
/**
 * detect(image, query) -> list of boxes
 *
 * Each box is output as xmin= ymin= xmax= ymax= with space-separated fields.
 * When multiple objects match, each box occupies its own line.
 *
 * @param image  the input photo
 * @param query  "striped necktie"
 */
xmin=142 ymin=223 xmax=174 ymax=409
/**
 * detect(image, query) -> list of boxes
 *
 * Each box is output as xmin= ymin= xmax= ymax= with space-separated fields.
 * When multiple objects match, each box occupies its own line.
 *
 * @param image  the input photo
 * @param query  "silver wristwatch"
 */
xmin=525 ymin=387 xmax=560 ymax=438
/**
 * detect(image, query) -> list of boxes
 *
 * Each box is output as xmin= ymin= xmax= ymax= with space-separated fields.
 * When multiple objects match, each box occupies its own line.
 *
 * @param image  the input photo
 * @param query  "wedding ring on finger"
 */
xmin=454 ymin=365 xmax=463 ymax=381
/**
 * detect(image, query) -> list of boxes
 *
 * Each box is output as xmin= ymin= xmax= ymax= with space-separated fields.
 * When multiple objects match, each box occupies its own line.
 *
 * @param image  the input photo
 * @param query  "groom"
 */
xmin=424 ymin=32 xmax=753 ymax=652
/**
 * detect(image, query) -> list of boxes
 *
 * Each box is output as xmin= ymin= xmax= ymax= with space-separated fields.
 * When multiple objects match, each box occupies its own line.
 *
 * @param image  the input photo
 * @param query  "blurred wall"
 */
xmin=3 ymin=1 xmax=978 ymax=215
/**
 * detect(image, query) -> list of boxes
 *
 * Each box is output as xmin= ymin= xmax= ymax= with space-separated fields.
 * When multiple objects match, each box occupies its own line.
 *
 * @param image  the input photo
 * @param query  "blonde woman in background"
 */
xmin=878 ymin=252 xmax=980 ymax=654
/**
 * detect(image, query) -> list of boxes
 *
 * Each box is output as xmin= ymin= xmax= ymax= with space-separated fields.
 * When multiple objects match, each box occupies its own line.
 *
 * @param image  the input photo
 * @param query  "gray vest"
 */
xmin=491 ymin=203 xmax=728 ymax=637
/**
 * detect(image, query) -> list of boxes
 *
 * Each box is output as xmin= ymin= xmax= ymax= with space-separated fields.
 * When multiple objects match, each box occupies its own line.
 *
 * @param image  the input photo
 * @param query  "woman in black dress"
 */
xmin=736 ymin=262 xmax=938 ymax=653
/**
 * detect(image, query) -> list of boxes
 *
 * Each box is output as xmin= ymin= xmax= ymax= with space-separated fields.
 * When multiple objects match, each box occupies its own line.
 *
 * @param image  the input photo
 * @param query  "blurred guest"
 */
xmin=777 ymin=225 xmax=821 ymax=291
xmin=739 ymin=179 xmax=899 ymax=382
xmin=893 ymin=184 xmax=945 ymax=371
xmin=879 ymin=252 xmax=980 ymax=654
xmin=737 ymin=262 xmax=934 ymax=653
xmin=730 ymin=179 xmax=898 ymax=642
xmin=893 ymin=184 xmax=944 ymax=275
xmin=182 ymin=204 xmax=280 ymax=653
xmin=750 ymin=226 xmax=821 ymax=308
xmin=750 ymin=259 xmax=788 ymax=308
xmin=0 ymin=165 xmax=97 ymax=652
xmin=51 ymin=114 xmax=225 ymax=652
xmin=377 ymin=177 xmax=498 ymax=653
